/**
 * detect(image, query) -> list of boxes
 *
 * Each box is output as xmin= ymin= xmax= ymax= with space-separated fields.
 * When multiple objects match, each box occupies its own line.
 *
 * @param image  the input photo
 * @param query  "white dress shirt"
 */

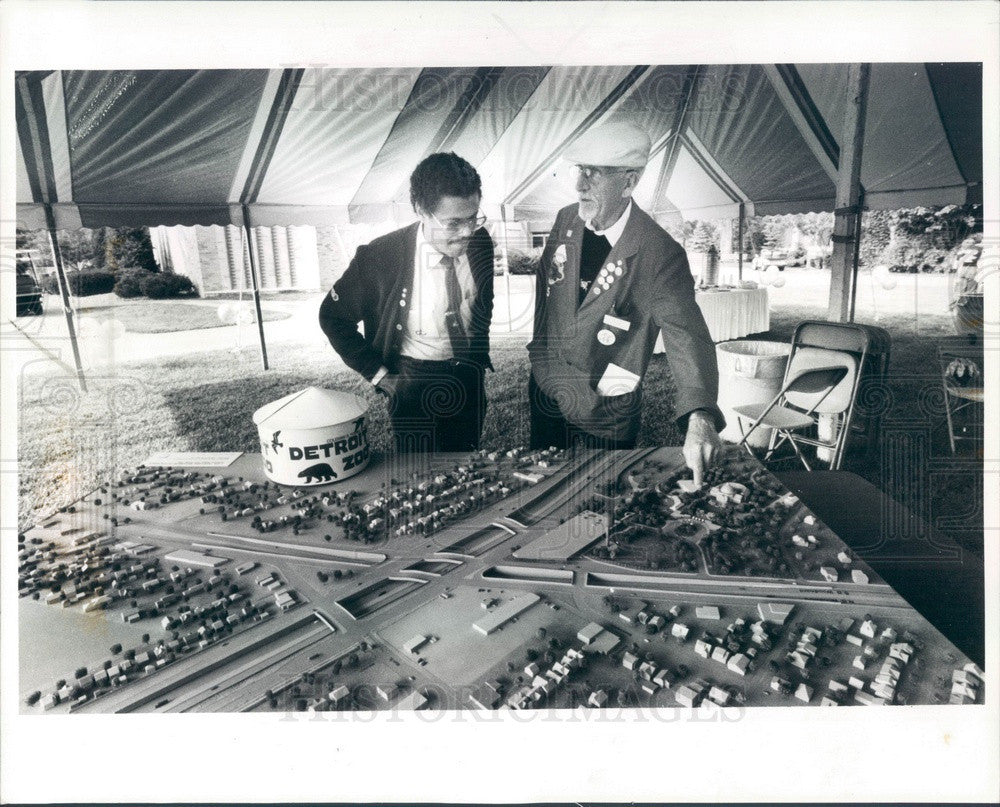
xmin=398 ymin=223 xmax=475 ymax=361
xmin=585 ymin=199 xmax=632 ymax=248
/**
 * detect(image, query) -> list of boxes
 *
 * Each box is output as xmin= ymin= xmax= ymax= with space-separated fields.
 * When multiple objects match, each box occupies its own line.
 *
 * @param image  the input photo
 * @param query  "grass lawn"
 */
xmin=17 ymin=305 xmax=983 ymax=554
xmin=81 ymin=301 xmax=291 ymax=333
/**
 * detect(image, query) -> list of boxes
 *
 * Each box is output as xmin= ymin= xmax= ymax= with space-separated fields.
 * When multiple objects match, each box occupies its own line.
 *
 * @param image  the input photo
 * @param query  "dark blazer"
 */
xmin=319 ymin=222 xmax=495 ymax=380
xmin=529 ymin=202 xmax=724 ymax=442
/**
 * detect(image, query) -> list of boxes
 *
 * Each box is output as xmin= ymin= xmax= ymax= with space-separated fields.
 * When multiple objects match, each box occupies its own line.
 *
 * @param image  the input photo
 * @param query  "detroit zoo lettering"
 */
xmin=287 ymin=428 xmax=370 ymax=471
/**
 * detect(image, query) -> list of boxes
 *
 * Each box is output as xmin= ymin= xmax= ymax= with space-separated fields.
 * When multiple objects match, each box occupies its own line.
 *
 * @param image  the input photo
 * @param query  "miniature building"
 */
xmin=854 ymin=691 xmax=887 ymax=706
xmin=757 ymin=602 xmax=794 ymax=625
xmin=859 ymin=619 xmax=877 ymax=638
xmin=708 ymin=686 xmax=731 ymax=706
xmin=622 ymin=652 xmax=640 ymax=670
xmin=820 ymin=566 xmax=838 ymax=583
xmin=671 ymin=623 xmax=690 ymax=640
xmin=377 ymin=684 xmax=399 ymax=702
xmin=794 ymin=683 xmax=814 ymax=703
xmin=469 ymin=687 xmax=501 ymax=710
xmin=577 ymin=622 xmax=604 ymax=644
xmin=397 ymin=690 xmax=429 ymax=710
xmin=727 ymin=654 xmax=750 ymax=676
xmin=404 ymin=635 xmax=429 ymax=655
xmin=851 ymin=569 xmax=870 ymax=584
xmin=653 ymin=669 xmax=674 ymax=689
xmin=588 ymin=690 xmax=608 ymax=708
xmin=674 ymin=684 xmax=701 ymax=708
xmin=328 ymin=685 xmax=350 ymax=704
xmin=695 ymin=605 xmax=721 ymax=620
xmin=472 ymin=593 xmax=540 ymax=636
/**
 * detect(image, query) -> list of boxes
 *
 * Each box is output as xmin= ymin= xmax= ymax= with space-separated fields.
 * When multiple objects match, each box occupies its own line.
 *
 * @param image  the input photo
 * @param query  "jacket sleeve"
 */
xmin=318 ymin=244 xmax=384 ymax=382
xmin=649 ymin=243 xmax=726 ymax=432
xmin=468 ymin=229 xmax=496 ymax=371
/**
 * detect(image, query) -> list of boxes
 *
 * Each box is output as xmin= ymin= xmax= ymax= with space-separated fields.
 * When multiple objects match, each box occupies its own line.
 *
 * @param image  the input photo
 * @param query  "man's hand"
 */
xmin=682 ymin=409 xmax=723 ymax=487
xmin=375 ymin=373 xmax=401 ymax=398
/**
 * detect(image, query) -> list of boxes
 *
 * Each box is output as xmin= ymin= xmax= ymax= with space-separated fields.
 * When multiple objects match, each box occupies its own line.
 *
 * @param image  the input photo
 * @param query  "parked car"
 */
xmin=754 ymin=248 xmax=804 ymax=271
xmin=15 ymin=251 xmax=44 ymax=316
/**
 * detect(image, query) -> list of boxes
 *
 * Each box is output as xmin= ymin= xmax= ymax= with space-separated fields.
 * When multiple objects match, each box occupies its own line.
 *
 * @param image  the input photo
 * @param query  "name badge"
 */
xmin=603 ymin=313 xmax=631 ymax=331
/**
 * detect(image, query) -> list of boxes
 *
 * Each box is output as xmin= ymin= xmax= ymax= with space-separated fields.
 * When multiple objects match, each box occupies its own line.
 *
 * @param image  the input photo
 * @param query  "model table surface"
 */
xmin=18 ymin=446 xmax=984 ymax=714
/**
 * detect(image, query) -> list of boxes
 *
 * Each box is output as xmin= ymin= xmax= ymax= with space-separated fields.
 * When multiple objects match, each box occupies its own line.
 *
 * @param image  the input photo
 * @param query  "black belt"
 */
xmin=397 ymin=354 xmax=467 ymax=369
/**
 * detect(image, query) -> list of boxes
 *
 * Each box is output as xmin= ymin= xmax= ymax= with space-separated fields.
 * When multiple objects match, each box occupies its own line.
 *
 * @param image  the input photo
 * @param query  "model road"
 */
xmin=64 ymin=448 xmax=914 ymax=712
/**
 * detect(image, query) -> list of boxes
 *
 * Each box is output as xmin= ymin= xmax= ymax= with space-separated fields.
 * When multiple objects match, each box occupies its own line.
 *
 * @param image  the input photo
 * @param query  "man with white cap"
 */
xmin=528 ymin=121 xmax=724 ymax=483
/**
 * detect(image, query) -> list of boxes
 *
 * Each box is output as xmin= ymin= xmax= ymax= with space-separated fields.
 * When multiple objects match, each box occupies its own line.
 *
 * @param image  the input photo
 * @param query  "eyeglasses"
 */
xmin=428 ymin=210 xmax=488 ymax=234
xmin=571 ymin=165 xmax=634 ymax=183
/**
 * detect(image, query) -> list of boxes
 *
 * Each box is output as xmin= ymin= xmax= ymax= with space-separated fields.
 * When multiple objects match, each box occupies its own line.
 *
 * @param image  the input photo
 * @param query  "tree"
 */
xmin=761 ymin=216 xmax=789 ymax=249
xmin=689 ymin=220 xmax=720 ymax=253
xmin=95 ymin=227 xmax=159 ymax=272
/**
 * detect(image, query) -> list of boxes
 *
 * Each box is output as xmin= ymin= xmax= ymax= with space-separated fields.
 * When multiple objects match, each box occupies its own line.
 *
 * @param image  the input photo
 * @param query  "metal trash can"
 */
xmin=716 ymin=340 xmax=791 ymax=448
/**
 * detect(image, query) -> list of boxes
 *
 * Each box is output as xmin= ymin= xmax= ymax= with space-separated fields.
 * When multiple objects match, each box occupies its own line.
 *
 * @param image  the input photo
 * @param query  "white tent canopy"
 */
xmin=17 ymin=63 xmax=982 ymax=232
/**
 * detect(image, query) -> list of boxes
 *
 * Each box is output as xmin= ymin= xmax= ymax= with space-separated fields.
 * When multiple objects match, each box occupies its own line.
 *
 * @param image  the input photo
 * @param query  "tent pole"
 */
xmin=737 ymin=202 xmax=745 ymax=281
xmin=44 ymin=206 xmax=87 ymax=392
xmin=500 ymin=205 xmax=513 ymax=333
xmin=827 ymin=63 xmax=870 ymax=323
xmin=848 ymin=188 xmax=865 ymax=323
xmin=242 ymin=206 xmax=270 ymax=370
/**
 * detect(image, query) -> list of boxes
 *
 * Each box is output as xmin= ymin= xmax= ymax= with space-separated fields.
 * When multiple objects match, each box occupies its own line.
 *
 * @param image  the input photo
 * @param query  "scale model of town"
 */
xmin=18 ymin=445 xmax=984 ymax=713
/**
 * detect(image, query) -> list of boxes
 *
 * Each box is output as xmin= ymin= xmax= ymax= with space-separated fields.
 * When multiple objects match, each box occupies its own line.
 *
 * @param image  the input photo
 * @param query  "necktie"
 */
xmin=441 ymin=255 xmax=468 ymax=356
xmin=580 ymin=229 xmax=612 ymax=306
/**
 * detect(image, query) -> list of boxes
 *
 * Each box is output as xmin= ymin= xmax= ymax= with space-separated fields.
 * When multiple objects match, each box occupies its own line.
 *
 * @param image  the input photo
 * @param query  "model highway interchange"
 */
xmin=18 ymin=445 xmax=984 ymax=713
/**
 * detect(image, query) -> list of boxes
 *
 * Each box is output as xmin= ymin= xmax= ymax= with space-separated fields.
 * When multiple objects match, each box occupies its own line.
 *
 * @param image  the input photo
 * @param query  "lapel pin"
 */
xmin=597 ymin=328 xmax=616 ymax=346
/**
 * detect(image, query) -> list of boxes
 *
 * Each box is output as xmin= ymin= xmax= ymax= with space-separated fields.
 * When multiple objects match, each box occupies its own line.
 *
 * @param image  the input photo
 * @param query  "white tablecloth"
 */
xmin=655 ymin=287 xmax=769 ymax=351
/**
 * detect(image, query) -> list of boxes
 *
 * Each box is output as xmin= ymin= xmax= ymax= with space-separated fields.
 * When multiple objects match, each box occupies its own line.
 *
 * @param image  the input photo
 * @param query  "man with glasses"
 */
xmin=528 ymin=121 xmax=724 ymax=484
xmin=320 ymin=152 xmax=494 ymax=453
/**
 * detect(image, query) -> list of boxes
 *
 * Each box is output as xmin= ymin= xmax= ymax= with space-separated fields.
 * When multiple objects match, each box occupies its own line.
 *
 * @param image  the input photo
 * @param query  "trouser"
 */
xmin=390 ymin=356 xmax=486 ymax=453
xmin=528 ymin=374 xmax=637 ymax=451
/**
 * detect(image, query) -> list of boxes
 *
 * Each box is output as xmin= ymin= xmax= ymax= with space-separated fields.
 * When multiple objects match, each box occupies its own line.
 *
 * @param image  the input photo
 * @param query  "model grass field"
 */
xmin=18 ymin=441 xmax=982 ymax=714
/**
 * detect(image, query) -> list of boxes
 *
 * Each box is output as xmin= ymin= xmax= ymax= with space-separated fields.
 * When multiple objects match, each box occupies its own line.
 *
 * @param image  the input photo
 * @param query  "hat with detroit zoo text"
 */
xmin=563 ymin=121 xmax=651 ymax=168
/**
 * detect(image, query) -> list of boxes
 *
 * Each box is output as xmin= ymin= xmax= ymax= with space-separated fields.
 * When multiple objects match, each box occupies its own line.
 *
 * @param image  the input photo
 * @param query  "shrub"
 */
xmin=114 ymin=268 xmax=155 ymax=299
xmin=140 ymin=272 xmax=199 ymax=299
xmin=42 ymin=270 xmax=116 ymax=297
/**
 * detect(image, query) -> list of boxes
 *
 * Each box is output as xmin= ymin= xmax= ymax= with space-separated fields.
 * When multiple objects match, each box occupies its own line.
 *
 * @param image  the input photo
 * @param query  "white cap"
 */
xmin=563 ymin=121 xmax=651 ymax=168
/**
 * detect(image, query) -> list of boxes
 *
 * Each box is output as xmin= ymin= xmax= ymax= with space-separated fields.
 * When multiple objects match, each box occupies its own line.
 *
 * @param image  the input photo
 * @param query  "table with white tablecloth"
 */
xmin=655 ymin=287 xmax=769 ymax=351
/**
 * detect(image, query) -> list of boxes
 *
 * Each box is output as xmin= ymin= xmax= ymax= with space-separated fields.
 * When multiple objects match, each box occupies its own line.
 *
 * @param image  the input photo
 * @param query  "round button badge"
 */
xmin=597 ymin=328 xmax=616 ymax=346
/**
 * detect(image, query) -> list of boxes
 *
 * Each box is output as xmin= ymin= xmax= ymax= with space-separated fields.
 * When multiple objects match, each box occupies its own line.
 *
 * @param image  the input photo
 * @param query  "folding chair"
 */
xmin=938 ymin=339 xmax=984 ymax=453
xmin=734 ymin=321 xmax=871 ymax=470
